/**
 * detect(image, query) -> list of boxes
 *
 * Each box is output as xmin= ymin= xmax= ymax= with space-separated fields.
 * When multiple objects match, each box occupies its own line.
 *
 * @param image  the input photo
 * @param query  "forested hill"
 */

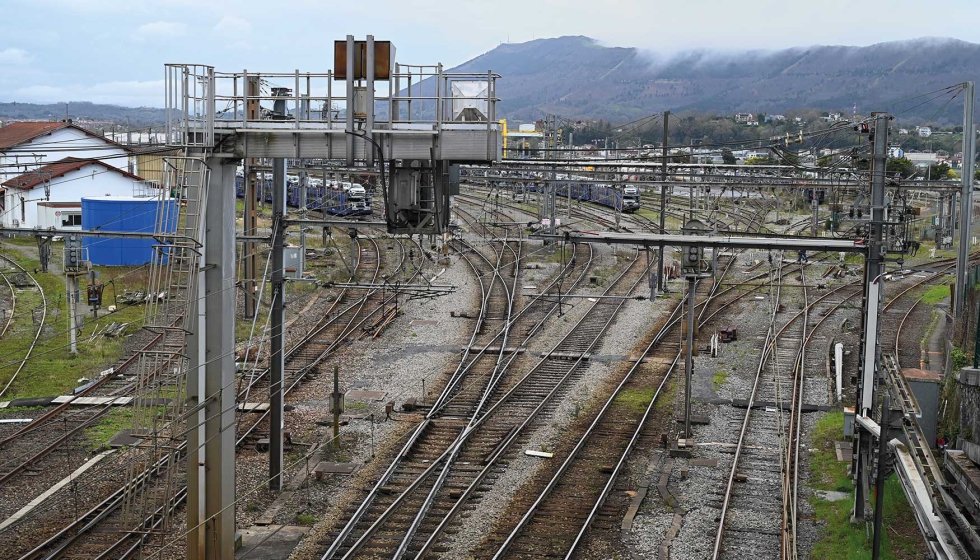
xmin=0 ymin=102 xmax=167 ymax=126
xmin=451 ymin=36 xmax=979 ymax=122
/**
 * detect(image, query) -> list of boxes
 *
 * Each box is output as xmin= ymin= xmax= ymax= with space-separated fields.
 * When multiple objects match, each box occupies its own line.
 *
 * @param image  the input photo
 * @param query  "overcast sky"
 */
xmin=1 ymin=0 xmax=978 ymax=107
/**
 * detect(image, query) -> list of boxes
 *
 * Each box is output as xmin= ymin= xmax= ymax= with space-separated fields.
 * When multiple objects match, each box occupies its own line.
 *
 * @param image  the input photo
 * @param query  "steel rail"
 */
xmin=557 ymin=246 xmax=801 ymax=559
xmin=0 ymin=269 xmax=16 ymax=338
xmin=235 ymin=234 xmax=382 ymax=406
xmin=493 ymin=241 xmax=756 ymax=560
xmin=711 ymin=256 xmax=783 ymax=560
xmin=237 ymin=235 xmax=405 ymax=446
xmin=389 ymin=234 xmax=523 ymax=560
xmin=0 ymin=254 xmax=46 ymax=399
xmin=322 ymin=203 xmax=599 ymax=560
xmin=413 ymin=246 xmax=642 ymax=559
xmin=321 ymin=208 xmax=526 ymax=560
xmin=17 ymin=230 xmax=412 ymax=559
xmin=332 ymin=215 xmax=525 ymax=560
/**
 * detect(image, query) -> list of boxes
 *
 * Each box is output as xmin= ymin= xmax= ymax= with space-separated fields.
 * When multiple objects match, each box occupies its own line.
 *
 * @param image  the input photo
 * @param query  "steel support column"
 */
xmin=187 ymin=160 xmax=207 ymax=560
xmin=684 ymin=276 xmax=695 ymax=438
xmin=345 ymin=35 xmax=355 ymax=166
xmin=658 ymin=111 xmax=669 ymax=292
xmin=270 ymin=157 xmax=286 ymax=491
xmin=366 ymin=35 xmax=375 ymax=167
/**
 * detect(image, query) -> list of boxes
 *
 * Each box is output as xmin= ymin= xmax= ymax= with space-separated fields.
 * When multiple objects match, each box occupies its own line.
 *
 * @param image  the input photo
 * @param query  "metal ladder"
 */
xmin=119 ymin=156 xmax=209 ymax=539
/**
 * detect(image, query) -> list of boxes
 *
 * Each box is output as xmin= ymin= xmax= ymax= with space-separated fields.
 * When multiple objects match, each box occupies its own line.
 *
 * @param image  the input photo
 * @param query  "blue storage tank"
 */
xmin=81 ymin=196 xmax=177 ymax=266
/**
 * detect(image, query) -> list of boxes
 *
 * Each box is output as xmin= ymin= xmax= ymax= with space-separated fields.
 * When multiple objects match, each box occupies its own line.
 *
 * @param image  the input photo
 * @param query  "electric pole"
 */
xmin=852 ymin=113 xmax=889 ymax=522
xmin=955 ymin=81 xmax=975 ymax=317
xmin=658 ymin=110 xmax=669 ymax=293
xmin=270 ymin=157 xmax=286 ymax=491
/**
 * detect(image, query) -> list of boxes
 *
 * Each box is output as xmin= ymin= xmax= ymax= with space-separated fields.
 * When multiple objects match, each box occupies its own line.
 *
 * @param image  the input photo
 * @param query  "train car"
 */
xmin=622 ymin=184 xmax=641 ymax=213
xmin=588 ymin=184 xmax=623 ymax=211
xmin=570 ymin=182 xmax=590 ymax=201
xmin=234 ymin=175 xmax=372 ymax=215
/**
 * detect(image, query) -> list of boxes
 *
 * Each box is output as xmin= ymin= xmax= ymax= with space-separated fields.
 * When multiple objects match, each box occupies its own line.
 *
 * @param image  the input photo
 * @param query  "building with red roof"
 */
xmin=0 ymin=120 xmax=137 ymax=228
xmin=2 ymin=157 xmax=146 ymax=230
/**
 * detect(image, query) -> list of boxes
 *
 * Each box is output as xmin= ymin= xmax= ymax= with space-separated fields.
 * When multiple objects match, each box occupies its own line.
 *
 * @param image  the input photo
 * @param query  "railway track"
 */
xmin=236 ymin=234 xmax=388 ymax=446
xmin=382 ymin=245 xmax=644 ymax=560
xmin=319 ymin=204 xmax=534 ymax=558
xmin=10 ymin=232 xmax=423 ymax=559
xmin=711 ymin=254 xmax=966 ymax=559
xmin=0 ymin=253 xmax=46 ymax=399
xmin=0 ymin=263 xmax=17 ymax=338
xmin=469 ymin=199 xmax=797 ymax=558
xmin=481 ymin=246 xmax=772 ymax=558
xmin=711 ymin=255 xmax=805 ymax=560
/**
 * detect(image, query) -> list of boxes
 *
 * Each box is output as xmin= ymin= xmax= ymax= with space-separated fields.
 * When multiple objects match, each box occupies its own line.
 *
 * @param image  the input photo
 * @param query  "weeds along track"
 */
xmin=0 ymin=254 xmax=46 ymax=399
xmin=236 ymin=234 xmax=387 ymax=446
xmin=318 ymin=204 xmax=536 ymax=558
xmin=318 ymin=200 xmax=664 ymax=559
xmin=6 ymin=233 xmax=422 ymax=559
xmin=481 ymin=248 xmax=801 ymax=558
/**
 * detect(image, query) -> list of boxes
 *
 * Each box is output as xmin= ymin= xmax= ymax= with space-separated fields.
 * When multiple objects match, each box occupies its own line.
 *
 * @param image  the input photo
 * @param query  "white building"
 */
xmin=917 ymin=126 xmax=932 ymax=137
xmin=905 ymin=152 xmax=939 ymax=168
xmin=734 ymin=112 xmax=754 ymax=123
xmin=0 ymin=121 xmax=135 ymax=228
xmin=2 ymin=158 xmax=144 ymax=229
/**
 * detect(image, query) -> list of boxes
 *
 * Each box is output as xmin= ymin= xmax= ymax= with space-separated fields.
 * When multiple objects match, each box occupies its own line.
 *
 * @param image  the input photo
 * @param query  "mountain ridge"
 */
xmin=449 ymin=36 xmax=979 ymax=123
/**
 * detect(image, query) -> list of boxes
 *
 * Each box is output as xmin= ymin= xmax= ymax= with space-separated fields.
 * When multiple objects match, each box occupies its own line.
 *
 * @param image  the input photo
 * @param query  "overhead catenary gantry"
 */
xmin=164 ymin=34 xmax=503 ymax=560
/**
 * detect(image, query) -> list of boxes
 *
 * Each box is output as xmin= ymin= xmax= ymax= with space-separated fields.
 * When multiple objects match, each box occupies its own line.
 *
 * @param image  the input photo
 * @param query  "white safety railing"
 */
xmin=164 ymin=63 xmax=500 ymax=147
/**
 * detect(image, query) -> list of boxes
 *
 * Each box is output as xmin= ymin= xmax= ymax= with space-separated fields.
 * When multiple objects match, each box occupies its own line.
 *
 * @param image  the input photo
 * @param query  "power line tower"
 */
xmin=851 ymin=113 xmax=890 ymax=524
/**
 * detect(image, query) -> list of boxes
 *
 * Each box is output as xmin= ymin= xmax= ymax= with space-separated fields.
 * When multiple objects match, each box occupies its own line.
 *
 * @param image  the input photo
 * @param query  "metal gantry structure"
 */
xmin=162 ymin=35 xmax=503 ymax=559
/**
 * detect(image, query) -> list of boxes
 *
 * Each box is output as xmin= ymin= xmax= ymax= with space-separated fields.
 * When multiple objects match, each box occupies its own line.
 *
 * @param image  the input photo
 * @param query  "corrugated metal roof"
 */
xmin=1 ymin=157 xmax=143 ymax=190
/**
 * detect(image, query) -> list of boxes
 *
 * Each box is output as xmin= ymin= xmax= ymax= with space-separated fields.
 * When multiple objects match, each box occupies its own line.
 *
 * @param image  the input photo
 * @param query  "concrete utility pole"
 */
xmin=684 ymin=275 xmax=696 ymax=438
xmin=67 ymin=274 xmax=78 ymax=354
xmin=270 ymin=157 xmax=286 ymax=491
xmin=955 ymin=81 xmax=976 ymax=317
xmin=852 ymin=113 xmax=889 ymax=522
xmin=658 ymin=110 xmax=669 ymax=292
xmin=187 ymin=157 xmax=236 ymax=560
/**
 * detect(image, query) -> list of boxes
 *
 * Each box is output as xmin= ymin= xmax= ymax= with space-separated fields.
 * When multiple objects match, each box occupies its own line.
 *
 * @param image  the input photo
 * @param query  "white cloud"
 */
xmin=214 ymin=16 xmax=251 ymax=36
xmin=132 ymin=21 xmax=187 ymax=43
xmin=0 ymin=48 xmax=32 ymax=65
xmin=12 ymin=80 xmax=167 ymax=107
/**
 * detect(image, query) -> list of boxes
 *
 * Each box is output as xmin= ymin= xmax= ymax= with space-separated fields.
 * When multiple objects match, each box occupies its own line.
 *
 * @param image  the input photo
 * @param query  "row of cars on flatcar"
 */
xmin=463 ymin=169 xmax=642 ymax=213
xmin=234 ymin=169 xmax=373 ymax=216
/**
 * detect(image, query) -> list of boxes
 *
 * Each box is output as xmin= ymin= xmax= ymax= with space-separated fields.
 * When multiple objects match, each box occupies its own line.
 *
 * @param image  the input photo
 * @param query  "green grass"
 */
xmin=612 ymin=387 xmax=658 ymax=414
xmin=712 ymin=371 xmax=729 ymax=391
xmin=0 ymin=244 xmax=150 ymax=399
xmin=810 ymin=411 xmax=852 ymax=492
xmin=85 ymin=407 xmax=135 ymax=449
xmin=921 ymin=283 xmax=951 ymax=305
xmin=656 ymin=377 xmax=677 ymax=414
xmin=809 ymin=412 xmax=926 ymax=559
xmin=295 ymin=512 xmax=316 ymax=525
